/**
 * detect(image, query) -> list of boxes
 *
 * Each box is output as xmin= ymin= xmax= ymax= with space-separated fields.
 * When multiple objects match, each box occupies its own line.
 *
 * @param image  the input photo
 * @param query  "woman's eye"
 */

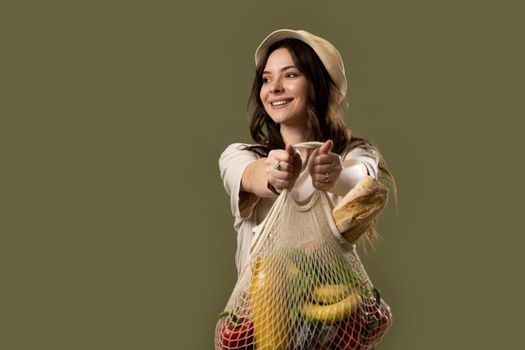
xmin=286 ymin=72 xmax=298 ymax=78
xmin=262 ymin=77 xmax=270 ymax=83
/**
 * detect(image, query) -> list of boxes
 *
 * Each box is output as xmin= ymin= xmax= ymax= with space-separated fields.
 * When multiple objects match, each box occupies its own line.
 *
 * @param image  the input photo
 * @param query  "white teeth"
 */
xmin=271 ymin=100 xmax=291 ymax=106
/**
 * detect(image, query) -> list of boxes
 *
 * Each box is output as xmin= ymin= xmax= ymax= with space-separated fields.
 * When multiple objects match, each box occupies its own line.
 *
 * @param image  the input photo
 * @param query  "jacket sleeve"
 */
xmin=218 ymin=143 xmax=260 ymax=220
xmin=330 ymin=146 xmax=380 ymax=197
xmin=344 ymin=146 xmax=380 ymax=179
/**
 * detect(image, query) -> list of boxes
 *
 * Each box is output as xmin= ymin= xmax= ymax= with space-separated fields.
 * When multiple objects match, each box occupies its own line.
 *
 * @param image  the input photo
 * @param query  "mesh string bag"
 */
xmin=215 ymin=143 xmax=392 ymax=350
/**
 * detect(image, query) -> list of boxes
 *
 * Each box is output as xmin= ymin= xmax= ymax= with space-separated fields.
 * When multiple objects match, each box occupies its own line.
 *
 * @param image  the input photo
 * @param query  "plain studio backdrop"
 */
xmin=2 ymin=1 xmax=524 ymax=349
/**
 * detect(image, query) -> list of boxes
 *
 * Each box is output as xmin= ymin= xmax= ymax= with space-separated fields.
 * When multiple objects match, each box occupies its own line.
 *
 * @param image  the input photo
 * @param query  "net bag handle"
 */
xmin=293 ymin=141 xmax=324 ymax=149
xmin=278 ymin=141 xmax=324 ymax=194
xmin=248 ymin=141 xmax=349 ymax=260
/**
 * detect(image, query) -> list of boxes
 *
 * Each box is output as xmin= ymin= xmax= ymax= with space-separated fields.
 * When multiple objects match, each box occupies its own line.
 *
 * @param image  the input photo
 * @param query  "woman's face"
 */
xmin=259 ymin=48 xmax=309 ymax=127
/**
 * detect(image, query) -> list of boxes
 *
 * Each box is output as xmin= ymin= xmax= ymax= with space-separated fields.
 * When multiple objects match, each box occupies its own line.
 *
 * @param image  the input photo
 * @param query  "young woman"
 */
xmin=219 ymin=29 xmax=396 ymax=274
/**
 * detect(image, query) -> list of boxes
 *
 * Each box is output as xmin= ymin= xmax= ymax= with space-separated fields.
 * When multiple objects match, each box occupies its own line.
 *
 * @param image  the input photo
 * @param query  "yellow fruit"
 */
xmin=311 ymin=284 xmax=352 ymax=304
xmin=300 ymin=292 xmax=362 ymax=323
xmin=250 ymin=255 xmax=291 ymax=349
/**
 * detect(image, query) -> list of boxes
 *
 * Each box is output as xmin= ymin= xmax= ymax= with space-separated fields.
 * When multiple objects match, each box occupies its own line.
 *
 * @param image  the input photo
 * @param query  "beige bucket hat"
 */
xmin=255 ymin=29 xmax=348 ymax=99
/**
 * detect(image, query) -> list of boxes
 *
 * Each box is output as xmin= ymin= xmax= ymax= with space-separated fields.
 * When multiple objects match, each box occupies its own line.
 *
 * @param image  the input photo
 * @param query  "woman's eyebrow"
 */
xmin=262 ymin=65 xmax=298 ymax=74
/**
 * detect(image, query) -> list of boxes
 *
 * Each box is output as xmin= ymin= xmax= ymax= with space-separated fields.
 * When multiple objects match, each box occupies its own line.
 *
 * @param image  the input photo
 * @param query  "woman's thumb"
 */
xmin=286 ymin=144 xmax=298 ymax=156
xmin=319 ymin=139 xmax=333 ymax=155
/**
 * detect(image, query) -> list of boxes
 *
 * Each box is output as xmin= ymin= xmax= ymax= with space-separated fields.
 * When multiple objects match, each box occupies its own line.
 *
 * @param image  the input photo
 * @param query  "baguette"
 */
xmin=332 ymin=176 xmax=388 ymax=243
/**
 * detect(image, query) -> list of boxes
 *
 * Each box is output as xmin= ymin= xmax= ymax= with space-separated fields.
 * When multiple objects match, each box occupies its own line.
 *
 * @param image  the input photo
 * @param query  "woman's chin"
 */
xmin=268 ymin=112 xmax=296 ymax=125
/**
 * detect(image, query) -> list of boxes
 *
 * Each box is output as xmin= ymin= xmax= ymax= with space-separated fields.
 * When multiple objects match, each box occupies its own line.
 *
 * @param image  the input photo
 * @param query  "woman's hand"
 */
xmin=265 ymin=144 xmax=302 ymax=193
xmin=308 ymin=140 xmax=343 ymax=191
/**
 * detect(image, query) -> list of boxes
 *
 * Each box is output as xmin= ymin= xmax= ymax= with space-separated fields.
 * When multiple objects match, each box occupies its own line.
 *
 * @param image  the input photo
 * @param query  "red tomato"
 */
xmin=360 ymin=289 xmax=392 ymax=348
xmin=331 ymin=287 xmax=392 ymax=350
xmin=331 ymin=311 xmax=365 ymax=350
xmin=218 ymin=312 xmax=254 ymax=350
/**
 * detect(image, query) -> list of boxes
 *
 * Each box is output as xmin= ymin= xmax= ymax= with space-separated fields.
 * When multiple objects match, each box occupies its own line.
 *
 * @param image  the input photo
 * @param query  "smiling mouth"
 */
xmin=270 ymin=98 xmax=293 ymax=106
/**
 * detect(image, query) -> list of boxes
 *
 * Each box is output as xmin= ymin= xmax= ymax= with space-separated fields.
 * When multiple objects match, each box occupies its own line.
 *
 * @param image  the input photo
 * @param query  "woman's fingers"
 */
xmin=266 ymin=147 xmax=303 ymax=191
xmin=312 ymin=163 xmax=333 ymax=174
xmin=310 ymin=154 xmax=342 ymax=172
xmin=269 ymin=177 xmax=291 ymax=190
xmin=267 ymin=168 xmax=295 ymax=191
xmin=272 ymin=167 xmax=294 ymax=180
xmin=270 ymin=149 xmax=295 ymax=164
xmin=267 ymin=152 xmax=294 ymax=176
xmin=266 ymin=141 xmax=346 ymax=191
xmin=308 ymin=144 xmax=343 ymax=190
xmin=313 ymin=155 xmax=337 ymax=165
xmin=272 ymin=160 xmax=292 ymax=173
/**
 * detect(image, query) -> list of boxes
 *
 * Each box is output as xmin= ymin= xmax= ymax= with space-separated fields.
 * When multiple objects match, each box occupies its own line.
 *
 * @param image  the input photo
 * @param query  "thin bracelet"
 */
xmin=267 ymin=181 xmax=281 ymax=195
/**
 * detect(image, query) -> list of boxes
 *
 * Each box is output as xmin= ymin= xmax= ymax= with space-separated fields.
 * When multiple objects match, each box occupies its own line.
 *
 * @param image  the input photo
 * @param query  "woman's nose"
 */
xmin=269 ymin=79 xmax=283 ymax=93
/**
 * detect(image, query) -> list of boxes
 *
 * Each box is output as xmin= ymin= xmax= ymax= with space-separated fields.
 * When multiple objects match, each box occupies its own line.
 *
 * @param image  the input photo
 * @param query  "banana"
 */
xmin=311 ymin=284 xmax=352 ymax=304
xmin=300 ymin=292 xmax=362 ymax=323
xmin=250 ymin=255 xmax=291 ymax=349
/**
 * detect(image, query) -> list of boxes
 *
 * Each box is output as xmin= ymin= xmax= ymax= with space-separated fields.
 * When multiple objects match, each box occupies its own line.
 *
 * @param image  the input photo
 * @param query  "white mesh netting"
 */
xmin=216 ymin=149 xmax=392 ymax=350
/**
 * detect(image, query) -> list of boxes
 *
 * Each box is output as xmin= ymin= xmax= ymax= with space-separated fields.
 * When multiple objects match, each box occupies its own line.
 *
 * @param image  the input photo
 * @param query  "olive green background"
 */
xmin=2 ymin=0 xmax=524 ymax=349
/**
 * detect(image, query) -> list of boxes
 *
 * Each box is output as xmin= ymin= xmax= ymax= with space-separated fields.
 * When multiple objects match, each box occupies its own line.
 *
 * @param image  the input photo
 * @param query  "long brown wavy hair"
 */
xmin=244 ymin=38 xmax=397 ymax=246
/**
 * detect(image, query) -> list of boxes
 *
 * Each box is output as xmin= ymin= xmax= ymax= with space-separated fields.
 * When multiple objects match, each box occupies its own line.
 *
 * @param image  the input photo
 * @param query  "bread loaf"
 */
xmin=332 ymin=176 xmax=388 ymax=243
